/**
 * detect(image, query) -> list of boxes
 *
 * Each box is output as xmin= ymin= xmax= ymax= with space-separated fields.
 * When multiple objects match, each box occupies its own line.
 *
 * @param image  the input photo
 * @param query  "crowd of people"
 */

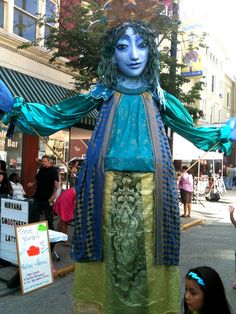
xmin=177 ymin=162 xmax=236 ymax=207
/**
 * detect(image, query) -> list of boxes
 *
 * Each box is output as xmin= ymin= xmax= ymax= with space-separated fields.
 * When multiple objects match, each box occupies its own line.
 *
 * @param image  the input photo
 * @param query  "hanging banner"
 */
xmin=0 ymin=198 xmax=28 ymax=264
xmin=15 ymin=221 xmax=53 ymax=295
xmin=181 ymin=19 xmax=204 ymax=78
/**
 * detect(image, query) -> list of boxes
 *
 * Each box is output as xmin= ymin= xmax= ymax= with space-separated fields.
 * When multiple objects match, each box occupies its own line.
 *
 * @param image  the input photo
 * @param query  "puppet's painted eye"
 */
xmin=116 ymin=44 xmax=128 ymax=51
xmin=138 ymin=41 xmax=148 ymax=48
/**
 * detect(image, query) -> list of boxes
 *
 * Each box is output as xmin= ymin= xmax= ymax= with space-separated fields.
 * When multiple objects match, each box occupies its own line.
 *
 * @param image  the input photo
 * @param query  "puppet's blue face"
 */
xmin=115 ymin=27 xmax=149 ymax=78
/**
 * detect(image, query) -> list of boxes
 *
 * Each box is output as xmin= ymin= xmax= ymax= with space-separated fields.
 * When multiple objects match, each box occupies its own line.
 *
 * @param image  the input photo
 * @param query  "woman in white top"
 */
xmin=9 ymin=173 xmax=26 ymax=199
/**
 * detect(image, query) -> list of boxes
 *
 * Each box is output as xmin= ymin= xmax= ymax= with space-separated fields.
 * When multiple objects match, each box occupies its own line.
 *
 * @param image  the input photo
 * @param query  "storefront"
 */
xmin=38 ymin=127 xmax=93 ymax=188
xmin=0 ymin=122 xmax=23 ymax=175
xmin=0 ymin=67 xmax=97 ymax=193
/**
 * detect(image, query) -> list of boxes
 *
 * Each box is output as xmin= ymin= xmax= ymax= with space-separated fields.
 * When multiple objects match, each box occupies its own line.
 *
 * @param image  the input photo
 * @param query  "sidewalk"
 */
xmin=0 ymin=222 xmax=76 ymax=296
xmin=180 ymin=199 xmax=205 ymax=231
xmin=1 ymin=188 xmax=236 ymax=296
xmin=52 ymin=221 xmax=75 ymax=276
xmin=180 ymin=187 xmax=236 ymax=230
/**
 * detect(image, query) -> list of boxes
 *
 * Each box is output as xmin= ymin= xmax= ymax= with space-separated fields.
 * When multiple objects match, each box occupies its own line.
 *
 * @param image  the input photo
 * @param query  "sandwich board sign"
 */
xmin=0 ymin=198 xmax=28 ymax=264
xmin=15 ymin=221 xmax=54 ymax=294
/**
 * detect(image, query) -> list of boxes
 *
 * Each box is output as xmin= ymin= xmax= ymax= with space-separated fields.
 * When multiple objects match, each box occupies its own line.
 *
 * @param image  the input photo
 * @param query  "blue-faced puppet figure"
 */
xmin=0 ymin=1 xmax=235 ymax=314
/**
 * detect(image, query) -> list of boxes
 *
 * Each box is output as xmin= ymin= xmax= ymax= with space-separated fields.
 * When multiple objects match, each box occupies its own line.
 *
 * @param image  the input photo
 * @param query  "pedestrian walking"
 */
xmin=183 ymin=266 xmax=231 ymax=314
xmin=226 ymin=164 xmax=235 ymax=190
xmin=179 ymin=166 xmax=193 ymax=218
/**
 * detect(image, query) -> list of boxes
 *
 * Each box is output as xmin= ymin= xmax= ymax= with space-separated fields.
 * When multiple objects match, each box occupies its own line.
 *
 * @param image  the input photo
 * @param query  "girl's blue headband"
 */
xmin=187 ymin=271 xmax=206 ymax=287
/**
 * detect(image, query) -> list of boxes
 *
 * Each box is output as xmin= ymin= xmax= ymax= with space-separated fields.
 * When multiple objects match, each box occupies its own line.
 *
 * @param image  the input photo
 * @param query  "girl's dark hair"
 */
xmin=0 ymin=171 xmax=13 ymax=195
xmin=97 ymin=21 xmax=160 ymax=91
xmin=0 ymin=160 xmax=6 ymax=171
xmin=183 ymin=266 xmax=231 ymax=314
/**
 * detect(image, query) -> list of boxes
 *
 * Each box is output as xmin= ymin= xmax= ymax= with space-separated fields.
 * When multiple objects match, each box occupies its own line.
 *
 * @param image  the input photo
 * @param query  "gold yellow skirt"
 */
xmin=73 ymin=172 xmax=179 ymax=314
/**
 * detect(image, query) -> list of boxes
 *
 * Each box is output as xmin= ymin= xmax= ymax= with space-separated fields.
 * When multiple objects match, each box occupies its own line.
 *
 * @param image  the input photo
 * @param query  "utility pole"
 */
xmin=168 ymin=0 xmax=179 ymax=154
xmin=169 ymin=0 xmax=179 ymax=95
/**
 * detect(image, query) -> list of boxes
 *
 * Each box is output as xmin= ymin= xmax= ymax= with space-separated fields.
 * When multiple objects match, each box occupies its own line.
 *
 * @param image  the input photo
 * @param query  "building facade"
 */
xmin=176 ymin=0 xmax=236 ymax=171
xmin=0 ymin=0 xmax=95 ymax=192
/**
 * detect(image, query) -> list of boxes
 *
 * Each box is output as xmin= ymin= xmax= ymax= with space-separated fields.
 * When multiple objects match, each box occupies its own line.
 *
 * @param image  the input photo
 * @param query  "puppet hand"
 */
xmin=226 ymin=117 xmax=236 ymax=141
xmin=0 ymin=80 xmax=14 ymax=113
xmin=228 ymin=204 xmax=235 ymax=213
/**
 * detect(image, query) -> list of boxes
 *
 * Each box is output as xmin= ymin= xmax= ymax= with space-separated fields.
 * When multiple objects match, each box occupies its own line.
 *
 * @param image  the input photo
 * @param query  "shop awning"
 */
xmin=0 ymin=66 xmax=98 ymax=128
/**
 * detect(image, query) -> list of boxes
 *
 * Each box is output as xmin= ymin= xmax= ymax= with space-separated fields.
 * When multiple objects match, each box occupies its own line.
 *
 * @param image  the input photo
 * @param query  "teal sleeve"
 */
xmin=160 ymin=91 xmax=232 ymax=155
xmin=2 ymin=93 xmax=102 ymax=136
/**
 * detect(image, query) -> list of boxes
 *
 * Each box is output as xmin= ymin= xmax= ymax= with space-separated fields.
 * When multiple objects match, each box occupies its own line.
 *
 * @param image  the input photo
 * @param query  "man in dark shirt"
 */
xmin=28 ymin=155 xmax=59 ymax=230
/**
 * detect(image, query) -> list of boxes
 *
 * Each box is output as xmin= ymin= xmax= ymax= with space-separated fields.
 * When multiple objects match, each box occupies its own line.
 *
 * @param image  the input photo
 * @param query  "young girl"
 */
xmin=183 ymin=266 xmax=231 ymax=314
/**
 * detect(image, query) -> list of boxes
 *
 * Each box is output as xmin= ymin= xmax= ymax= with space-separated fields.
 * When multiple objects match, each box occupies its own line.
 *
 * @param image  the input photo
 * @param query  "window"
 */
xmin=45 ymin=0 xmax=56 ymax=38
xmin=14 ymin=0 xmax=39 ymax=41
xmin=218 ymin=110 xmax=222 ymax=123
xmin=227 ymin=91 xmax=231 ymax=108
xmin=46 ymin=0 xmax=56 ymax=23
xmin=219 ymin=80 xmax=223 ymax=98
xmin=0 ymin=0 xmax=4 ymax=28
xmin=13 ymin=0 xmax=57 ymax=44
xmin=210 ymin=105 xmax=214 ymax=123
xmin=201 ymin=99 xmax=206 ymax=114
xmin=211 ymin=75 xmax=215 ymax=93
xmin=15 ymin=0 xmax=38 ymax=15
xmin=0 ymin=123 xmax=23 ymax=175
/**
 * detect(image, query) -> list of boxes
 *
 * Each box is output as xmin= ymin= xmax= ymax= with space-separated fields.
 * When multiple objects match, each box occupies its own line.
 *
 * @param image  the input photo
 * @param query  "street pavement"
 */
xmin=54 ymin=189 xmax=236 ymax=277
xmin=1 ymin=187 xmax=236 ymax=308
xmin=180 ymin=187 xmax=236 ymax=226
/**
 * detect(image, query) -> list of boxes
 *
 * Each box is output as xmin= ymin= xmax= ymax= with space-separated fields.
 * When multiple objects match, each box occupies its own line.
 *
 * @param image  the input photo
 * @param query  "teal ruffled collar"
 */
xmin=90 ymin=83 xmax=166 ymax=110
xmin=90 ymin=83 xmax=151 ymax=99
xmin=113 ymin=84 xmax=150 ymax=95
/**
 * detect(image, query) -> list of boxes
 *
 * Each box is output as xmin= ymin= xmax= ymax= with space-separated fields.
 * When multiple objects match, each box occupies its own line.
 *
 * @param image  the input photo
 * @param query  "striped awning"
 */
xmin=0 ymin=66 xmax=98 ymax=128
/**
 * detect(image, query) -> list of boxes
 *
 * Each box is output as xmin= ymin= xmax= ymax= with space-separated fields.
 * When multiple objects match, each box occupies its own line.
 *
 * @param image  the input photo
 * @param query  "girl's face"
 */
xmin=115 ymin=27 xmax=149 ymax=78
xmin=185 ymin=278 xmax=204 ymax=312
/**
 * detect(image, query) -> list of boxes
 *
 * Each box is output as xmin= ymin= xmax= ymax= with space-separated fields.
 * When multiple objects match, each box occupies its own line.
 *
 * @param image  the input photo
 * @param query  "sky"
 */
xmin=180 ymin=0 xmax=236 ymax=74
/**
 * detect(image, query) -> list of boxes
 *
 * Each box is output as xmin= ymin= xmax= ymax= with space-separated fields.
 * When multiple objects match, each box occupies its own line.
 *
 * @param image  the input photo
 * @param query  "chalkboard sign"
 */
xmin=15 ymin=221 xmax=54 ymax=294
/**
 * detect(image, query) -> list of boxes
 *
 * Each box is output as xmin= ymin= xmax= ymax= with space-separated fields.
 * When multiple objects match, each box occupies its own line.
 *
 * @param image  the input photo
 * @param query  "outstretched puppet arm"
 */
xmin=0 ymin=80 xmax=102 ymax=136
xmin=161 ymin=91 xmax=232 ymax=155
